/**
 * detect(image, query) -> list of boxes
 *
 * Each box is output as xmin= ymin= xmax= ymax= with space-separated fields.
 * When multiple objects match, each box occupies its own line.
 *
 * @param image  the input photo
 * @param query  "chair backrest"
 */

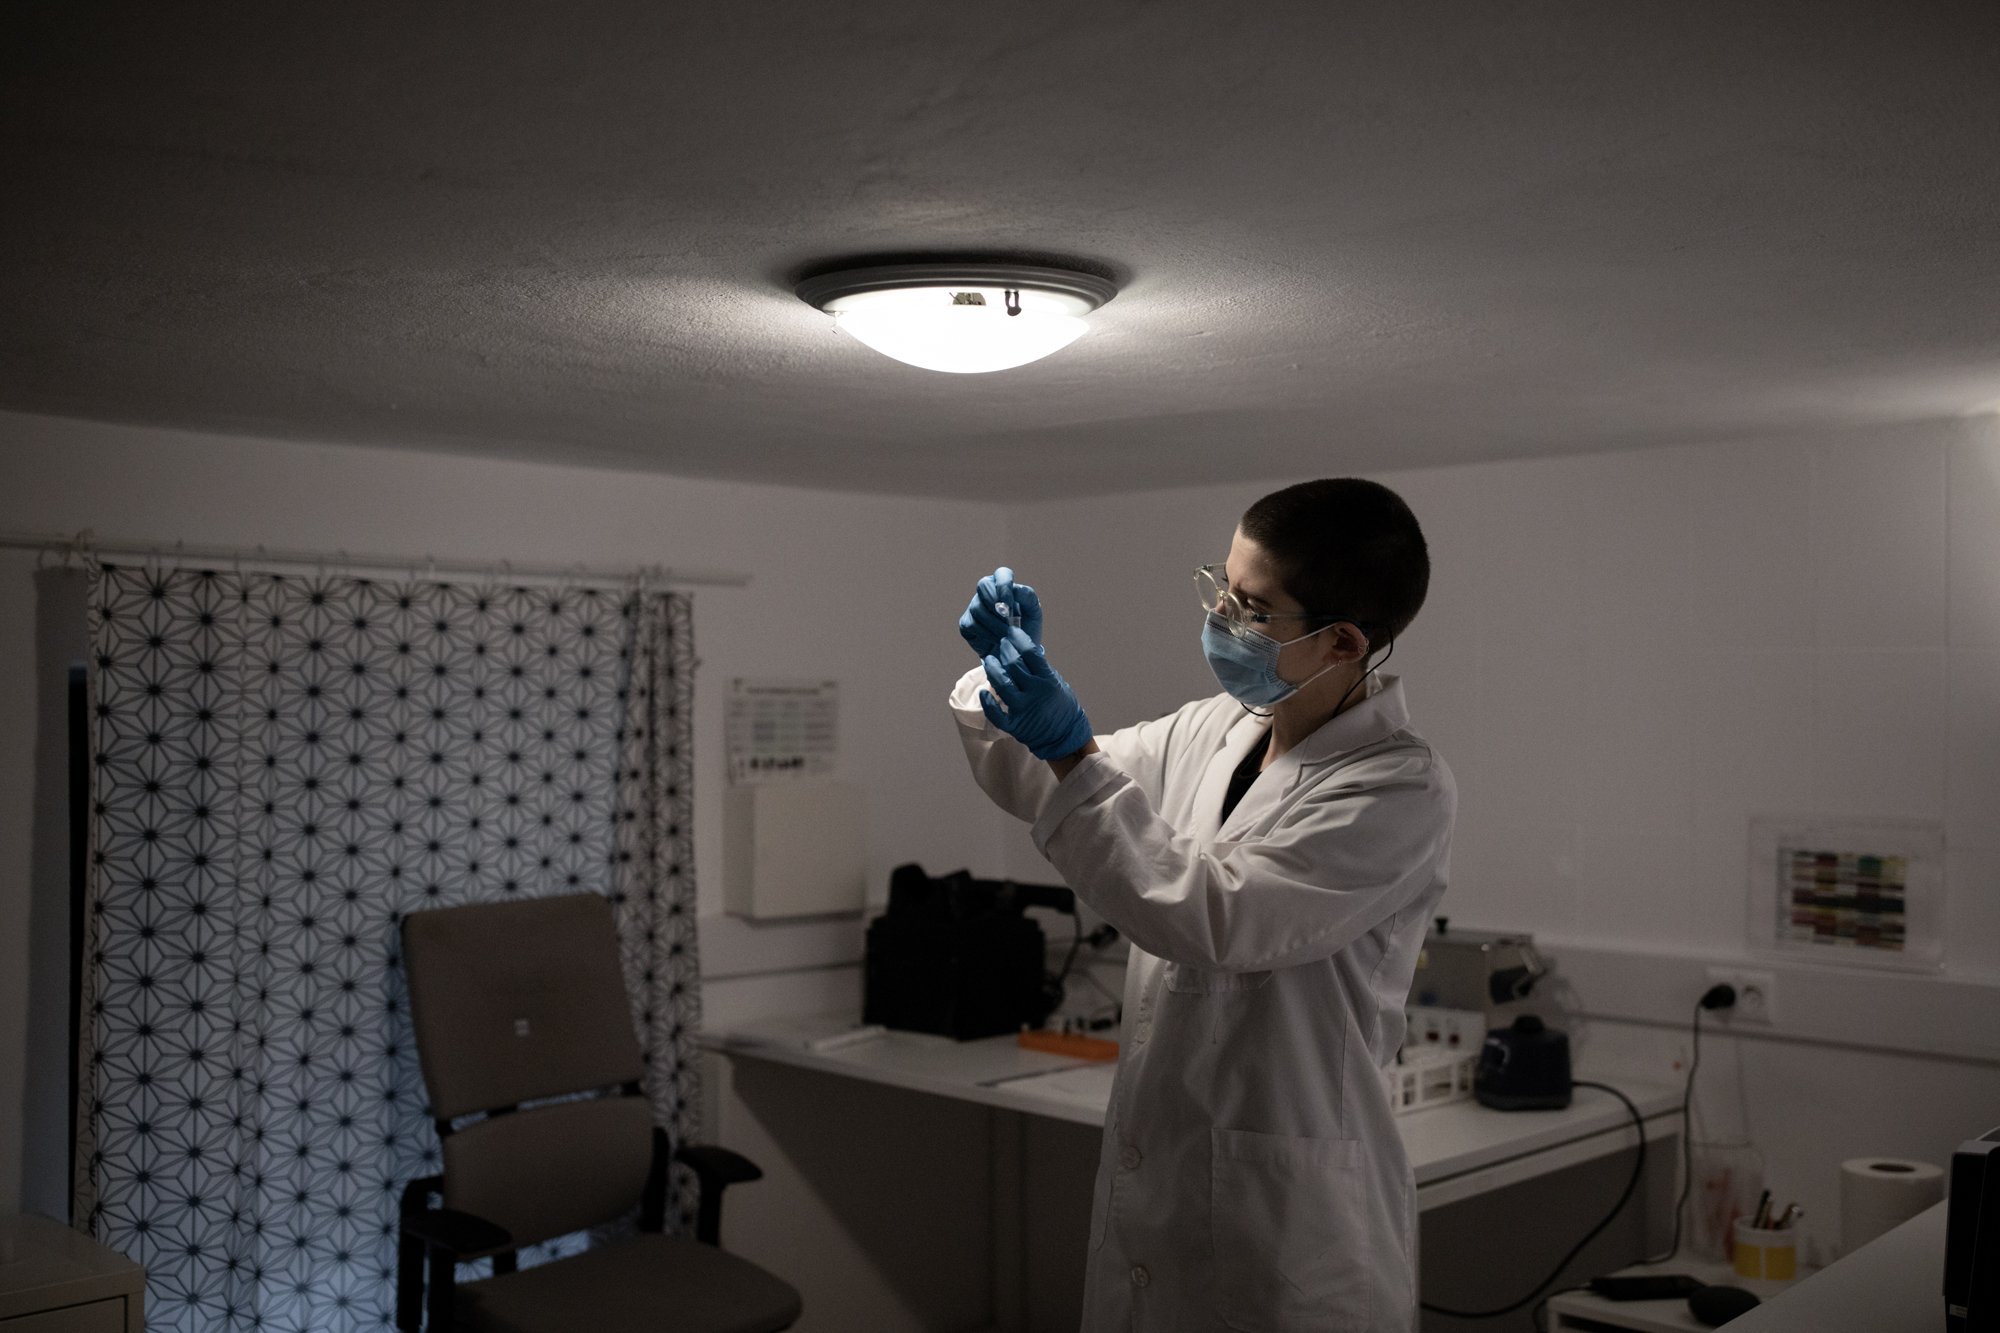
xmin=402 ymin=894 xmax=655 ymax=1246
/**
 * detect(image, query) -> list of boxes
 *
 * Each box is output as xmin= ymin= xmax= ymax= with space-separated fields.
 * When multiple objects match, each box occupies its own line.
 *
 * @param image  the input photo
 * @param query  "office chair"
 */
xmin=395 ymin=894 xmax=801 ymax=1333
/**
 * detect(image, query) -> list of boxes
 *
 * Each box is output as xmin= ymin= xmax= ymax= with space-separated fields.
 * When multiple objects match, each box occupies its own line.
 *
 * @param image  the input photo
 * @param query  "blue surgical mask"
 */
xmin=1200 ymin=612 xmax=1340 ymax=710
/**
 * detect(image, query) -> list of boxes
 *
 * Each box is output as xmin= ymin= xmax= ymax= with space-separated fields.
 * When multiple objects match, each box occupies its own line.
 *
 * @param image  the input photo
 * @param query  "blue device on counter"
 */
xmin=1473 ymin=1014 xmax=1573 ymax=1110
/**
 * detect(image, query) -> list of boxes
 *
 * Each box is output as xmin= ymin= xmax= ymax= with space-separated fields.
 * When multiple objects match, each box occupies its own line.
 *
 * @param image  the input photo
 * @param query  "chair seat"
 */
xmin=458 ymin=1233 xmax=802 ymax=1333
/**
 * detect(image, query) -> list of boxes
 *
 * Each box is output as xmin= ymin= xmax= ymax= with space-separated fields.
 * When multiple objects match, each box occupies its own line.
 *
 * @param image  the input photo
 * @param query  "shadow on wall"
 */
xmin=22 ymin=566 xmax=89 ymax=1220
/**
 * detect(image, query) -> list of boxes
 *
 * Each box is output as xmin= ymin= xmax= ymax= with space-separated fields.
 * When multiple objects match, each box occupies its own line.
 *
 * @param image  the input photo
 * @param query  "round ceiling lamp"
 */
xmin=796 ymin=262 xmax=1119 ymax=374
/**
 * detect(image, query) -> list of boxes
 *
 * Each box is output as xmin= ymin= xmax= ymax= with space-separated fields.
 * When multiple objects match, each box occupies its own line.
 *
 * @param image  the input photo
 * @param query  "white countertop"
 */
xmin=701 ymin=1013 xmax=1681 ymax=1204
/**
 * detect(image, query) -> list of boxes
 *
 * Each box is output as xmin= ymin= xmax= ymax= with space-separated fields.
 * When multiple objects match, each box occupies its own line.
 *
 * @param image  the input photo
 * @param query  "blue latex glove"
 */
xmin=979 ymin=628 xmax=1093 ymax=762
xmin=958 ymin=566 xmax=1044 ymax=659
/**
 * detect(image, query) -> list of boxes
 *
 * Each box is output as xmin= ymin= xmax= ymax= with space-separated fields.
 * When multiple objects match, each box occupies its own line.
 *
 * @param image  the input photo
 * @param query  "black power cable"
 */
xmin=1419 ymin=1080 xmax=1649 ymax=1321
xmin=1041 ymin=904 xmax=1122 ymax=1030
xmin=1419 ymin=983 xmax=1737 ymax=1321
xmin=1636 ymin=983 xmax=1738 ymax=1266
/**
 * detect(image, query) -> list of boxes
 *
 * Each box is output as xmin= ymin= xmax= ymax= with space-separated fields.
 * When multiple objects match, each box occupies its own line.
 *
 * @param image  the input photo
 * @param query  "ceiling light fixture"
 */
xmin=796 ymin=262 xmax=1118 ymax=374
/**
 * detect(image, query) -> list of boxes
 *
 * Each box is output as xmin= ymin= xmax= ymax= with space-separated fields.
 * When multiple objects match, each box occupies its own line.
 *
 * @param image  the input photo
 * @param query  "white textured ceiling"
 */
xmin=3 ymin=2 xmax=1997 ymax=497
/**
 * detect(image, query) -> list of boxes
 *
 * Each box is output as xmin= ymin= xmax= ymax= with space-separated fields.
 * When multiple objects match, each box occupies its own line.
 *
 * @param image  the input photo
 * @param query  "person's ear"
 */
xmin=1327 ymin=622 xmax=1372 ymax=666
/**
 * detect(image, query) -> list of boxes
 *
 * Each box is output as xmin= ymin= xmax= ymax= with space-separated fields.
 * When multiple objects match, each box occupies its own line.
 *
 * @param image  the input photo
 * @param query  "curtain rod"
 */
xmin=0 ymin=529 xmax=752 ymax=591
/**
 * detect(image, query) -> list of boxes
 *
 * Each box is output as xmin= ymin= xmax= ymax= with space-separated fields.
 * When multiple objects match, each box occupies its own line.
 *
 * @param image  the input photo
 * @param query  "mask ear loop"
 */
xmin=1330 ymin=633 xmax=1394 ymax=718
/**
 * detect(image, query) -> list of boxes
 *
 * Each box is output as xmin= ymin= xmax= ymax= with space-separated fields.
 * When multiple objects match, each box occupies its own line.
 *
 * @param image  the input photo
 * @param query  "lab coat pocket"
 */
xmin=1210 ymin=1128 xmax=1369 ymax=1332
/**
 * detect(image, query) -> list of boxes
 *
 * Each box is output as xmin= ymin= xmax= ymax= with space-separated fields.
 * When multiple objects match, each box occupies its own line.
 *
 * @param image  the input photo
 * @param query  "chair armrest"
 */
xmin=402 ymin=1205 xmax=514 ymax=1259
xmin=674 ymin=1143 xmax=765 ymax=1189
xmin=399 ymin=1202 xmax=513 ymax=1332
xmin=671 ymin=1142 xmax=766 ymax=1246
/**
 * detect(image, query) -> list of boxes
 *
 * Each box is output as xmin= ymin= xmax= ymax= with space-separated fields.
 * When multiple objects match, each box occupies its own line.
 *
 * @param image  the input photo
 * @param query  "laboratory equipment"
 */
xmin=1412 ymin=917 xmax=1549 ymax=1026
xmin=1017 ymin=1028 xmax=1117 ymax=1061
xmin=863 ymin=863 xmax=1071 ymax=1040
xmin=1473 ymin=1013 xmax=1573 ymax=1110
xmin=1386 ymin=1005 xmax=1482 ymax=1113
xmin=1687 ymin=1285 xmax=1761 ymax=1326
xmin=1946 ymin=1125 xmax=2000 ymax=1331
xmin=1405 ymin=1003 xmax=1485 ymax=1051
xmin=1384 ymin=1045 xmax=1477 ymax=1114
xmin=1588 ymin=1274 xmax=1703 ymax=1300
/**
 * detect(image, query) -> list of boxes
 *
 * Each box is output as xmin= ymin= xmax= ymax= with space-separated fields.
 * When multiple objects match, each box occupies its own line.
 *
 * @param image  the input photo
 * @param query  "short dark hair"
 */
xmin=1239 ymin=478 xmax=1429 ymax=644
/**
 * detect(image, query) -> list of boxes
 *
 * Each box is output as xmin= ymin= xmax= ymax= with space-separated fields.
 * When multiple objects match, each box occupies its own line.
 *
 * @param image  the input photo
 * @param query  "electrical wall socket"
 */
xmin=1706 ymin=966 xmax=1779 ymax=1026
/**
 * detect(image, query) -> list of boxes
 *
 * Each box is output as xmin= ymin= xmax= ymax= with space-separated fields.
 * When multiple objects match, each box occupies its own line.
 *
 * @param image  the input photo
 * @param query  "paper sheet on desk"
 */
xmin=718 ymin=1013 xmax=860 ymax=1051
xmin=1003 ymin=1062 xmax=1119 ymax=1108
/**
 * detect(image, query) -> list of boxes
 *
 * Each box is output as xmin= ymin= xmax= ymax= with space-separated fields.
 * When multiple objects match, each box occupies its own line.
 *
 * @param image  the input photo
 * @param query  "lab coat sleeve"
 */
xmin=949 ymin=666 xmax=1201 ymax=822
xmin=949 ymin=665 xmax=1057 ymax=822
xmin=1029 ymin=744 xmax=1454 ymax=972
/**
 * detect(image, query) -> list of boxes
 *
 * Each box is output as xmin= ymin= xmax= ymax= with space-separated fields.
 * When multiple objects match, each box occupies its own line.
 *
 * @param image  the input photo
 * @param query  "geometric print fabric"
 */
xmin=82 ymin=565 xmax=702 ymax=1332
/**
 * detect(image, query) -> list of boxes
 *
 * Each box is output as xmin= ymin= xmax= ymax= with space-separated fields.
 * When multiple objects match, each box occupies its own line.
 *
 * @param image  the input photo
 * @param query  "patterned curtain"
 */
xmin=77 ymin=565 xmax=702 ymax=1333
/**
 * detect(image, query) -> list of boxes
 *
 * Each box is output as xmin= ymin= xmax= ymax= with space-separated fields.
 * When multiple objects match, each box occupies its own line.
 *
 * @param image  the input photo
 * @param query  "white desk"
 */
xmin=703 ymin=1011 xmax=1682 ymax=1212
xmin=1546 ymin=1262 xmax=1802 ymax=1331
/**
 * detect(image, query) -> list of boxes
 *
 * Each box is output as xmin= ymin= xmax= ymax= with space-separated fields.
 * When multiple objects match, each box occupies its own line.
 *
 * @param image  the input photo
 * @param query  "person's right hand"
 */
xmin=958 ymin=566 xmax=1044 ymax=658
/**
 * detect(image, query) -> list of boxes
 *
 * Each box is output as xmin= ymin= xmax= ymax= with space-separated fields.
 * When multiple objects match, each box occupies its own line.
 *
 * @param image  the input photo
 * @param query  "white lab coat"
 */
xmin=950 ymin=667 xmax=1455 ymax=1333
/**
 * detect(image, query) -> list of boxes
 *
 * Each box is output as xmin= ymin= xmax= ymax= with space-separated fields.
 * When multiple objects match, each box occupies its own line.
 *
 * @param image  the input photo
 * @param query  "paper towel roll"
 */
xmin=1840 ymin=1157 xmax=1945 ymax=1254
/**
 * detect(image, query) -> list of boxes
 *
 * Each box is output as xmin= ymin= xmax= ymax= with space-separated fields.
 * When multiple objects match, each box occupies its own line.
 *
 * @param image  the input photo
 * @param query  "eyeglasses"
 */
xmin=1194 ymin=564 xmax=1348 ymax=637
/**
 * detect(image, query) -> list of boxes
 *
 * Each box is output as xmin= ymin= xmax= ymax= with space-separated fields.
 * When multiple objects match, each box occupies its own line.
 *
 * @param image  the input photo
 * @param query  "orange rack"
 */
xmin=1016 ymin=1029 xmax=1119 ymax=1061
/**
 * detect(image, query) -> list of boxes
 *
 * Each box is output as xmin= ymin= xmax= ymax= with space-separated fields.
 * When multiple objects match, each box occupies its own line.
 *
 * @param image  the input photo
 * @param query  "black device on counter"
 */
xmin=1473 ymin=1013 xmax=1573 ymax=1110
xmin=1946 ymin=1125 xmax=2000 ymax=1331
xmin=863 ymin=863 xmax=1073 ymax=1041
xmin=1686 ymin=1285 xmax=1761 ymax=1326
xmin=1588 ymin=1274 xmax=1703 ymax=1301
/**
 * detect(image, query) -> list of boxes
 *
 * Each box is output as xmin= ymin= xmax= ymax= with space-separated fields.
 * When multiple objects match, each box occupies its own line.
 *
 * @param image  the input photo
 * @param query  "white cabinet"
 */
xmin=0 ymin=1215 xmax=143 ymax=1333
xmin=723 ymin=779 xmax=868 ymax=919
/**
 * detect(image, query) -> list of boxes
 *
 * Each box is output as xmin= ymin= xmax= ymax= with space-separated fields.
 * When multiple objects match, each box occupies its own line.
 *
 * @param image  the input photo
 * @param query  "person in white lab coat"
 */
xmin=950 ymin=478 xmax=1455 ymax=1333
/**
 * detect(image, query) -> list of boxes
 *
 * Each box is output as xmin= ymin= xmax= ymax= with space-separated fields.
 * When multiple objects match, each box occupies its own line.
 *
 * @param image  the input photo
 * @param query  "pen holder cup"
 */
xmin=1732 ymin=1221 xmax=1797 ymax=1280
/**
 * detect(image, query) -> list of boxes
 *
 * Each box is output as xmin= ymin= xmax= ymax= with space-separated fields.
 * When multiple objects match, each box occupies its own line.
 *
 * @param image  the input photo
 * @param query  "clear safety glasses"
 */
xmin=1193 ymin=564 xmax=1344 ymax=638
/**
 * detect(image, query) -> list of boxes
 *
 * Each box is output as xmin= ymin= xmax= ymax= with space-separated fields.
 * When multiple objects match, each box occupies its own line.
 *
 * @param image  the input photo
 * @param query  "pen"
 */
xmin=1776 ymin=1203 xmax=1802 ymax=1229
xmin=1752 ymin=1190 xmax=1772 ymax=1229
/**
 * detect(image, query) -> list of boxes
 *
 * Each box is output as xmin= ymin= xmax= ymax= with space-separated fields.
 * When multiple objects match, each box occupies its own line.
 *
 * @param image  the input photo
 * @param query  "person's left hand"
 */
xmin=959 ymin=567 xmax=1044 ymax=659
xmin=980 ymin=628 xmax=1094 ymax=762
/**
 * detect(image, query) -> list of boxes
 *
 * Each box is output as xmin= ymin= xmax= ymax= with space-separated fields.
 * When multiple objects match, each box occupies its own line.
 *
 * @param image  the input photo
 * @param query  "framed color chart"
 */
xmin=1748 ymin=816 xmax=1945 ymax=970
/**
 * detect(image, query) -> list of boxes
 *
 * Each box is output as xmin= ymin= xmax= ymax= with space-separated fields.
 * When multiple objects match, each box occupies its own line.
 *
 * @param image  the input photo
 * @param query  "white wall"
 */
xmin=0 ymin=411 xmax=1014 ymax=1330
xmin=1007 ymin=413 xmax=2000 ymax=1268
xmin=6 ymin=408 xmax=1998 ymax=1317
